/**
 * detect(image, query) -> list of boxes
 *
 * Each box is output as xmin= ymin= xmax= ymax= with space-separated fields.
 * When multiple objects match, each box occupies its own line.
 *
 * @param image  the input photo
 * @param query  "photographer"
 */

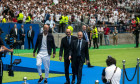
xmin=102 ymin=57 xmax=121 ymax=84
xmin=0 ymin=28 xmax=13 ymax=84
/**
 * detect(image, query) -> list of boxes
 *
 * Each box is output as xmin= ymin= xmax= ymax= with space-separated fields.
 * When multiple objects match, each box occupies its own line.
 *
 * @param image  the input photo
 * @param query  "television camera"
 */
xmin=1 ymin=34 xmax=22 ymax=76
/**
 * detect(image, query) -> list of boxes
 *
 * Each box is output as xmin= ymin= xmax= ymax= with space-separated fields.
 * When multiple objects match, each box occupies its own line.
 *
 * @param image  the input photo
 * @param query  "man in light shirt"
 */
xmin=45 ymin=17 xmax=55 ymax=33
xmin=33 ymin=25 xmax=56 ymax=84
xmin=98 ymin=25 xmax=104 ymax=46
xmin=102 ymin=56 xmax=121 ymax=84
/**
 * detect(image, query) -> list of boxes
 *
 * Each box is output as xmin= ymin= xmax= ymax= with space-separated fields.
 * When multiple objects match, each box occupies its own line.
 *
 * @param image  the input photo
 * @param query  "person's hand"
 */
xmin=88 ymin=42 xmax=90 ymax=45
xmin=69 ymin=56 xmax=71 ymax=60
xmin=53 ymin=54 xmax=55 ymax=58
xmin=33 ymin=53 xmax=35 ymax=57
xmin=59 ymin=56 xmax=62 ymax=61
xmin=10 ymin=49 xmax=13 ymax=52
xmin=86 ymin=60 xmax=89 ymax=65
xmin=0 ymin=49 xmax=4 ymax=52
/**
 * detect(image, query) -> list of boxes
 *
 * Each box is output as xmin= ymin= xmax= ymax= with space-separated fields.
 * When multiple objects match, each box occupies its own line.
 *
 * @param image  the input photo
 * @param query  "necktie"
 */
xmin=67 ymin=36 xmax=70 ymax=44
xmin=28 ymin=30 xmax=31 ymax=37
xmin=77 ymin=40 xmax=81 ymax=56
xmin=84 ymin=31 xmax=87 ymax=40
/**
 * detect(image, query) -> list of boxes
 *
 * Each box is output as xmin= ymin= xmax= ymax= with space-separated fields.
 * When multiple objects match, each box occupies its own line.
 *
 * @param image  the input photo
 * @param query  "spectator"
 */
xmin=45 ymin=17 xmax=56 ymax=33
xmin=98 ymin=25 xmax=104 ymax=46
xmin=104 ymin=25 xmax=110 ymax=45
xmin=113 ymin=27 xmax=118 ymax=46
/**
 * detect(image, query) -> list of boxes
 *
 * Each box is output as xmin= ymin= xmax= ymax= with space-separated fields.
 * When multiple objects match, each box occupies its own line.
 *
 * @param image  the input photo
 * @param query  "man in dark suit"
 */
xmin=33 ymin=24 xmax=56 ymax=83
xmin=69 ymin=31 xmax=89 ymax=84
xmin=82 ymin=25 xmax=93 ymax=67
xmin=27 ymin=26 xmax=34 ymax=49
xmin=59 ymin=29 xmax=77 ymax=84
xmin=19 ymin=25 xmax=25 ymax=49
xmin=10 ymin=24 xmax=18 ymax=39
xmin=133 ymin=24 xmax=140 ymax=48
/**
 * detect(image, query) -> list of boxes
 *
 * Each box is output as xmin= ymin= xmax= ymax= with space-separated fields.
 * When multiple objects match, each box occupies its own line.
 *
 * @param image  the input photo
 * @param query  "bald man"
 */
xmin=59 ymin=29 xmax=77 ymax=84
xmin=69 ymin=31 xmax=89 ymax=84
xmin=19 ymin=25 xmax=25 ymax=49
xmin=82 ymin=25 xmax=93 ymax=67
xmin=33 ymin=24 xmax=56 ymax=83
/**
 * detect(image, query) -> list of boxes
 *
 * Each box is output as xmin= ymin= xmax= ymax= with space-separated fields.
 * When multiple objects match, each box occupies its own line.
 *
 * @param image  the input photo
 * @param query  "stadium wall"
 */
xmin=0 ymin=23 xmax=40 ymax=49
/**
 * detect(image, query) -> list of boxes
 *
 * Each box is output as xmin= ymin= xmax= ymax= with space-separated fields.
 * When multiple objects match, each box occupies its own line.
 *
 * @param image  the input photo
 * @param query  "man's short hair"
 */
xmin=106 ymin=57 xmax=116 ymax=66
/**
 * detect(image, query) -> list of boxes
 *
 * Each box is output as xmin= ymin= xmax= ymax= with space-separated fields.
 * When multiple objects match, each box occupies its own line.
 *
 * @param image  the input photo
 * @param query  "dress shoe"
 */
xmin=64 ymin=81 xmax=70 ymax=84
xmin=71 ymin=80 xmax=75 ymax=84
xmin=88 ymin=63 xmax=94 ymax=68
xmin=134 ymin=46 xmax=138 ymax=48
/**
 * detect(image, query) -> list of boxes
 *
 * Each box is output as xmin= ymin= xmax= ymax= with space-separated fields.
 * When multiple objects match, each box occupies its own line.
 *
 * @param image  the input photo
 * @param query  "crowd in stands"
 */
xmin=0 ymin=0 xmax=139 ymax=32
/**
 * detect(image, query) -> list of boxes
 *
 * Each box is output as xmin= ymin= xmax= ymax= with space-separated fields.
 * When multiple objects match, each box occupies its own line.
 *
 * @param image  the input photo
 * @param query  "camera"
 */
xmin=4 ymin=34 xmax=22 ymax=76
xmin=5 ymin=34 xmax=22 ymax=48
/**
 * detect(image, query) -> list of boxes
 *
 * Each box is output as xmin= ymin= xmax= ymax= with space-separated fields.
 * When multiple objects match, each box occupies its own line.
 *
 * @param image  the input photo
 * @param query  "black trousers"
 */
xmin=20 ymin=38 xmax=24 ymax=48
xmin=98 ymin=34 xmax=103 ymax=46
xmin=59 ymin=23 xmax=65 ymax=33
xmin=136 ymin=36 xmax=139 ymax=47
xmin=48 ymin=28 xmax=52 ymax=33
xmin=74 ymin=57 xmax=83 ymax=84
xmin=0 ymin=60 xmax=3 ymax=84
xmin=64 ymin=59 xmax=70 ymax=82
xmin=93 ymin=38 xmax=98 ymax=48
xmin=28 ymin=38 xmax=34 ymax=49
xmin=89 ymin=40 xmax=91 ymax=48
xmin=17 ymin=20 xmax=23 ymax=24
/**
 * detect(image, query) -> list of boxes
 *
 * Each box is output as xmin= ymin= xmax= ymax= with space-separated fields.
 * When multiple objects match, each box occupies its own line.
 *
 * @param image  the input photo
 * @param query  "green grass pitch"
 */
xmin=3 ymin=44 xmax=140 ymax=83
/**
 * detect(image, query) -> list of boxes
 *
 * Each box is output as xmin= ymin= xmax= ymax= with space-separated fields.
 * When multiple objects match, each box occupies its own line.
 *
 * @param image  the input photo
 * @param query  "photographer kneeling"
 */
xmin=102 ymin=56 xmax=121 ymax=84
xmin=0 ymin=28 xmax=13 ymax=84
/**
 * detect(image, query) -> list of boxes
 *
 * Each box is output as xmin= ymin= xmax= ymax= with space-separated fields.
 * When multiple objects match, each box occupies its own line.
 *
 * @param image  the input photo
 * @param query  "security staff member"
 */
xmin=17 ymin=10 xmax=24 ymax=23
xmin=0 ymin=28 xmax=13 ymax=84
xmin=65 ymin=14 xmax=69 ymax=28
xmin=26 ymin=13 xmax=32 ymax=24
xmin=67 ymin=22 xmax=73 ymax=35
xmin=2 ymin=16 xmax=6 ymax=23
xmin=92 ymin=26 xmax=98 ymax=49
xmin=59 ymin=14 xmax=65 ymax=33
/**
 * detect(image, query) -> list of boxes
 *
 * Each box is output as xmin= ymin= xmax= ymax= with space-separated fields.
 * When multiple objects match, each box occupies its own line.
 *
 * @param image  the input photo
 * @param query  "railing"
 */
xmin=122 ymin=58 xmax=140 ymax=84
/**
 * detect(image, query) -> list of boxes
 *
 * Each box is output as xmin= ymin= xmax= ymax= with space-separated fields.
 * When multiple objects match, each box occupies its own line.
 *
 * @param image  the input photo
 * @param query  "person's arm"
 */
xmin=33 ymin=34 xmax=39 ymax=57
xmin=69 ymin=40 xmax=74 ymax=60
xmin=52 ymin=35 xmax=56 ymax=58
xmin=32 ymin=30 xmax=35 ymax=38
xmin=85 ymin=41 xmax=89 ymax=64
xmin=1 ymin=45 xmax=13 ymax=52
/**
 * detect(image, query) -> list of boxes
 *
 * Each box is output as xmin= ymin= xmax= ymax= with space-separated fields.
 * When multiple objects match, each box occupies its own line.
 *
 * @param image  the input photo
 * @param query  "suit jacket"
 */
xmin=70 ymin=39 xmax=89 ymax=63
xmin=10 ymin=28 xmax=18 ymax=39
xmin=19 ymin=28 xmax=25 ymax=39
xmin=82 ymin=31 xmax=88 ymax=41
xmin=59 ymin=35 xmax=77 ymax=60
xmin=33 ymin=33 xmax=56 ymax=55
xmin=27 ymin=29 xmax=34 ymax=39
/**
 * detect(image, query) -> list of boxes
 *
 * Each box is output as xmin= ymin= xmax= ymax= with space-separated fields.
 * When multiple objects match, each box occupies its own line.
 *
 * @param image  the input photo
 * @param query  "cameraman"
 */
xmin=0 ymin=28 xmax=13 ymax=84
xmin=102 ymin=57 xmax=121 ymax=84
